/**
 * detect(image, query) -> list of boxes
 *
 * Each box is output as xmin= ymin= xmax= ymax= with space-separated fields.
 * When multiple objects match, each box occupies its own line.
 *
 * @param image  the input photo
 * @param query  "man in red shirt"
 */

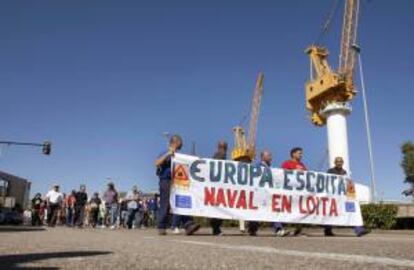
xmin=281 ymin=147 xmax=307 ymax=171
xmin=276 ymin=147 xmax=307 ymax=236
xmin=65 ymin=190 xmax=76 ymax=226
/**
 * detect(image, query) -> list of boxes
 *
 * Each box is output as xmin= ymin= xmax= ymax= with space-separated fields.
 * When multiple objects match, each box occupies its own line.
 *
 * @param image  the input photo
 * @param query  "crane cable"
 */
xmin=315 ymin=0 xmax=341 ymax=45
xmin=238 ymin=107 xmax=250 ymax=127
xmin=310 ymin=0 xmax=341 ymax=80
xmin=315 ymin=148 xmax=330 ymax=171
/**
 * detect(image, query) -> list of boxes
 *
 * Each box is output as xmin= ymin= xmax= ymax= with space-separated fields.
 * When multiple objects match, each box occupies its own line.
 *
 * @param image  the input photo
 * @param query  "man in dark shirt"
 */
xmin=154 ymin=134 xmax=200 ymax=235
xmin=246 ymin=150 xmax=274 ymax=236
xmin=89 ymin=192 xmax=101 ymax=228
xmin=210 ymin=140 xmax=228 ymax=235
xmin=148 ymin=195 xmax=158 ymax=227
xmin=31 ymin=193 xmax=43 ymax=226
xmin=74 ymin=185 xmax=88 ymax=228
xmin=327 ymin=157 xmax=347 ymax=175
xmin=325 ymin=157 xmax=369 ymax=237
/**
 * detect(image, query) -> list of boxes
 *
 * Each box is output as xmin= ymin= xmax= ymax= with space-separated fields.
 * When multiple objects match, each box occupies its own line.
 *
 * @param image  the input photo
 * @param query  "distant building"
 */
xmin=0 ymin=171 xmax=31 ymax=210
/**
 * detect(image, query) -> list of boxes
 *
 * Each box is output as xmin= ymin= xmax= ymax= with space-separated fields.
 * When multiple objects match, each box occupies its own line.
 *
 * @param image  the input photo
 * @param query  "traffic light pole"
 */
xmin=0 ymin=141 xmax=52 ymax=155
xmin=0 ymin=141 xmax=45 ymax=147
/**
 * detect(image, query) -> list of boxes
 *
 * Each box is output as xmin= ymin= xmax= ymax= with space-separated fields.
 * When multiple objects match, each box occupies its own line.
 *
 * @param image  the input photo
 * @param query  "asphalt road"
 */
xmin=1 ymin=226 xmax=414 ymax=270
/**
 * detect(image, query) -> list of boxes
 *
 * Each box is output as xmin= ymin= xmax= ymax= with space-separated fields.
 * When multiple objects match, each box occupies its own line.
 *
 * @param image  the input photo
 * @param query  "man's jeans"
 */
xmin=273 ymin=222 xmax=283 ymax=231
xmin=121 ymin=210 xmax=128 ymax=227
xmin=66 ymin=208 xmax=74 ymax=226
xmin=90 ymin=208 xmax=99 ymax=227
xmin=157 ymin=180 xmax=171 ymax=229
xmin=107 ymin=203 xmax=118 ymax=226
xmin=325 ymin=225 xmax=365 ymax=235
xmin=158 ymin=179 xmax=194 ymax=230
xmin=136 ymin=210 xmax=144 ymax=227
xmin=150 ymin=210 xmax=157 ymax=227
xmin=47 ymin=203 xmax=59 ymax=226
xmin=32 ymin=209 xmax=42 ymax=226
xmin=210 ymin=218 xmax=223 ymax=235
xmin=172 ymin=214 xmax=192 ymax=229
xmin=74 ymin=205 xmax=85 ymax=226
xmin=127 ymin=208 xmax=138 ymax=229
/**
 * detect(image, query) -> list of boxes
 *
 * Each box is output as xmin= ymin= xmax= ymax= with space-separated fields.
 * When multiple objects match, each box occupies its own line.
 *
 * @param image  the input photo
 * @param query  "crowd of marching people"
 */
xmin=28 ymin=183 xmax=160 ymax=230
xmin=25 ymin=133 xmax=368 ymax=237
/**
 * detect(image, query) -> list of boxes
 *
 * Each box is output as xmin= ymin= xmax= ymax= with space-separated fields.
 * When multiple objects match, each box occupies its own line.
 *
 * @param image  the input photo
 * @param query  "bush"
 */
xmin=194 ymin=203 xmax=399 ymax=230
xmin=361 ymin=203 xmax=398 ymax=230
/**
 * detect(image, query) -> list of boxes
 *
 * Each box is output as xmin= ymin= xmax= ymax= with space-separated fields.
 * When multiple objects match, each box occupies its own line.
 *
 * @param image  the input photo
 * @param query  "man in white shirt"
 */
xmin=125 ymin=186 xmax=140 ymax=229
xmin=45 ymin=184 xmax=63 ymax=227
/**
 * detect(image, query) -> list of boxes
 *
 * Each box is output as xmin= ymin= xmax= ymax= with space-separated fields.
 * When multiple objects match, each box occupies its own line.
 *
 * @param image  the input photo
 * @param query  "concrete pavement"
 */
xmin=1 ymin=226 xmax=414 ymax=269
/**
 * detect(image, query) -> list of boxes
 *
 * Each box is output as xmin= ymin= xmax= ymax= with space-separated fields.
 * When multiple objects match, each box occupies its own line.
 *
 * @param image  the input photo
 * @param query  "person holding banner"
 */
xmin=252 ymin=150 xmax=290 ymax=237
xmin=155 ymin=134 xmax=200 ymax=236
xmin=277 ymin=147 xmax=307 ymax=236
xmin=247 ymin=150 xmax=272 ymax=236
xmin=325 ymin=157 xmax=369 ymax=237
xmin=249 ymin=149 xmax=290 ymax=237
xmin=210 ymin=140 xmax=228 ymax=236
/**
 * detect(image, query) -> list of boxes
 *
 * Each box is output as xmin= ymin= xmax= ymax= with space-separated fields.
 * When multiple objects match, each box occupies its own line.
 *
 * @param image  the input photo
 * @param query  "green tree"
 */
xmin=401 ymin=141 xmax=414 ymax=184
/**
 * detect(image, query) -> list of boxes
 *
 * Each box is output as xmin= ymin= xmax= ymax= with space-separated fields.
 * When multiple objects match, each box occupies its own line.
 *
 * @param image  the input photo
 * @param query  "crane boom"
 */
xmin=339 ymin=0 xmax=360 ymax=76
xmin=247 ymin=72 xmax=264 ymax=155
xmin=231 ymin=72 xmax=264 ymax=162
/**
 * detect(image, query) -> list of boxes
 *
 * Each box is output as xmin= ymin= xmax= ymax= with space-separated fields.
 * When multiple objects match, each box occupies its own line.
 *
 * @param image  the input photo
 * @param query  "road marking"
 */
xmin=361 ymin=236 xmax=414 ymax=242
xmin=172 ymin=239 xmax=414 ymax=268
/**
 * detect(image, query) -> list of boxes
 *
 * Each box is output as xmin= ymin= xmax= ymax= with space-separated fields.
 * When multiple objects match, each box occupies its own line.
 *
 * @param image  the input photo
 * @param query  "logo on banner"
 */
xmin=345 ymin=201 xmax=356 ymax=212
xmin=173 ymin=163 xmax=190 ymax=188
xmin=346 ymin=180 xmax=356 ymax=199
xmin=175 ymin=194 xmax=192 ymax=208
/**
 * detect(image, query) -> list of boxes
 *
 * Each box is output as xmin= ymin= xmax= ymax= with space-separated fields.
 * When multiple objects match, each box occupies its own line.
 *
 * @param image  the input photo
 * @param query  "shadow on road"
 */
xmin=0 ymin=226 xmax=46 ymax=233
xmin=189 ymin=232 xmax=358 ymax=238
xmin=0 ymin=251 xmax=112 ymax=270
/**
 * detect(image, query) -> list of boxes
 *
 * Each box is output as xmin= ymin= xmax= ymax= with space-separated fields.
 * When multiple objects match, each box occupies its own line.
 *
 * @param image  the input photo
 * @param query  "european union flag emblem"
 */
xmin=345 ymin=201 xmax=356 ymax=212
xmin=175 ymin=195 xmax=192 ymax=209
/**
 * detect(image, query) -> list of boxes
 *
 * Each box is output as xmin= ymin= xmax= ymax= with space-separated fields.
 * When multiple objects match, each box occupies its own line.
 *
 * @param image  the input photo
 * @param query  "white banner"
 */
xmin=170 ymin=154 xmax=367 ymax=226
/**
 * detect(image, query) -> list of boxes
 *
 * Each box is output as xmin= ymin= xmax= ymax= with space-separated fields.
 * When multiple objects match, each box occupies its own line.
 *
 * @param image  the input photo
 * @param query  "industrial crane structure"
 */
xmin=305 ymin=0 xmax=360 ymax=173
xmin=231 ymin=72 xmax=264 ymax=232
xmin=231 ymin=72 xmax=264 ymax=163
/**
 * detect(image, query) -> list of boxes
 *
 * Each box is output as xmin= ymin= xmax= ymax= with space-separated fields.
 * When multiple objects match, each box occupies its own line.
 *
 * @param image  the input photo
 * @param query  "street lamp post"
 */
xmin=353 ymin=44 xmax=377 ymax=203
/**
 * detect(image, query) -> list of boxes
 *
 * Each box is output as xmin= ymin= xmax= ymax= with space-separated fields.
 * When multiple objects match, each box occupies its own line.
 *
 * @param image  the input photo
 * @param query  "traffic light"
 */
xmin=42 ymin=141 xmax=52 ymax=155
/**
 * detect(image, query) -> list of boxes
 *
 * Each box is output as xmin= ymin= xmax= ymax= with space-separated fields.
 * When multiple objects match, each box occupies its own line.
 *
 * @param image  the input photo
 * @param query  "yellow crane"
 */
xmin=232 ymin=72 xmax=264 ymax=162
xmin=305 ymin=0 xmax=359 ymax=126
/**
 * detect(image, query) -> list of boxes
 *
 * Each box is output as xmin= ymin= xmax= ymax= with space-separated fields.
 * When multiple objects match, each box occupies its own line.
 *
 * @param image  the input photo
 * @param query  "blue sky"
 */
xmin=0 ymin=0 xmax=412 ymax=200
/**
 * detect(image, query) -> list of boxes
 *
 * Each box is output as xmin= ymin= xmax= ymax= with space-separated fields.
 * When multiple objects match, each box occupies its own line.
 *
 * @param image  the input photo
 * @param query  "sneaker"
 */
xmin=275 ymin=229 xmax=289 ymax=237
xmin=158 ymin=229 xmax=167 ymax=235
xmin=185 ymin=223 xmax=201 ymax=235
xmin=292 ymin=227 xmax=302 ymax=236
xmin=110 ymin=225 xmax=116 ymax=230
xmin=324 ymin=229 xmax=335 ymax=237
xmin=356 ymin=229 xmax=369 ymax=237
xmin=248 ymin=230 xmax=257 ymax=236
xmin=212 ymin=230 xmax=223 ymax=236
xmin=172 ymin=227 xmax=181 ymax=235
